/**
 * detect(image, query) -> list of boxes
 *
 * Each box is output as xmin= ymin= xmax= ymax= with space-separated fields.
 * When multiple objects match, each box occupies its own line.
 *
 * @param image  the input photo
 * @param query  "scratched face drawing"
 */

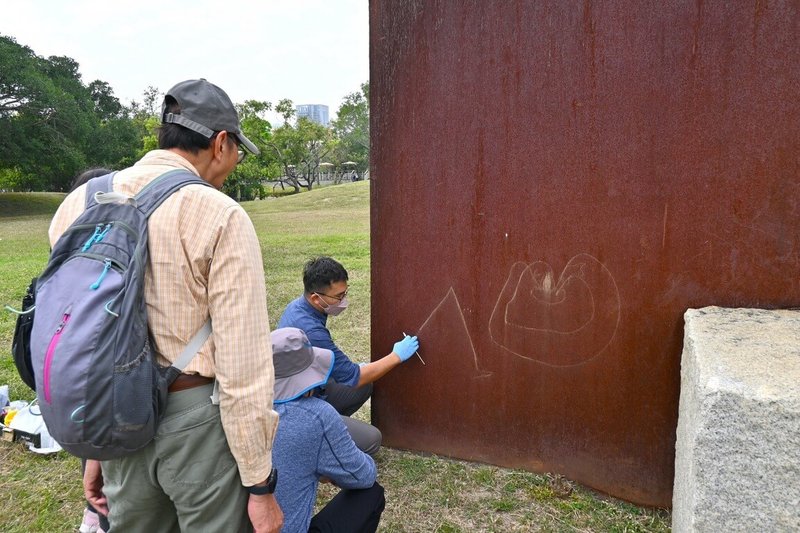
xmin=488 ymin=254 xmax=621 ymax=367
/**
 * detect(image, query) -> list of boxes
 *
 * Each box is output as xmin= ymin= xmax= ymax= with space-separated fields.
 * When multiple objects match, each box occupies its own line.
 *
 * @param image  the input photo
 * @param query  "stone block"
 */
xmin=673 ymin=307 xmax=800 ymax=532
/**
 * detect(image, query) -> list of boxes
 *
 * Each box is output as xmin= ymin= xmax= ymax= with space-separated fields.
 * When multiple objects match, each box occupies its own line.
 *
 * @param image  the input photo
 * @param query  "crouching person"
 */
xmin=271 ymin=327 xmax=385 ymax=533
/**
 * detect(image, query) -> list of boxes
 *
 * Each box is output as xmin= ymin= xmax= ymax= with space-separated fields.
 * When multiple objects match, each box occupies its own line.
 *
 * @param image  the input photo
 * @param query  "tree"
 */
xmin=88 ymin=80 xmax=123 ymax=120
xmin=223 ymin=100 xmax=280 ymax=201
xmin=275 ymin=98 xmax=295 ymax=124
xmin=141 ymin=85 xmax=161 ymax=117
xmin=331 ymin=81 xmax=369 ymax=176
xmin=0 ymin=35 xmax=138 ymax=190
xmin=85 ymin=114 xmax=141 ymax=170
xmin=126 ymin=86 xmax=163 ymax=161
xmin=0 ymin=36 xmax=50 ymax=117
xmin=0 ymin=36 xmax=93 ymax=189
xmin=84 ymin=80 xmax=140 ymax=169
xmin=268 ymin=103 xmax=334 ymax=192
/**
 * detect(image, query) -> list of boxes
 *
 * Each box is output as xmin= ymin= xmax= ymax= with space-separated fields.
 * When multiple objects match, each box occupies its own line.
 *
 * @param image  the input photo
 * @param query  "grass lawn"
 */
xmin=0 ymin=182 xmax=670 ymax=532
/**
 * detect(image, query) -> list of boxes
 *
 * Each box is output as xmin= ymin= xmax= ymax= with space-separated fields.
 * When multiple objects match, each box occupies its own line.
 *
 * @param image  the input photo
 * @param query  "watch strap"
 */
xmin=246 ymin=468 xmax=278 ymax=495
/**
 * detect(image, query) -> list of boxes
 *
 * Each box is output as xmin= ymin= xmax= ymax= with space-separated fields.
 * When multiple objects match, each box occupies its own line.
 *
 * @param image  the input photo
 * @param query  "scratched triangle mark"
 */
xmin=416 ymin=287 xmax=493 ymax=380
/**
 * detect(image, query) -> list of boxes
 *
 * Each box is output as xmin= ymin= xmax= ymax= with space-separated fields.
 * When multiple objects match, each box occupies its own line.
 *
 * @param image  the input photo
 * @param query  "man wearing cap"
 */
xmin=270 ymin=327 xmax=385 ymax=533
xmin=51 ymin=79 xmax=283 ymax=532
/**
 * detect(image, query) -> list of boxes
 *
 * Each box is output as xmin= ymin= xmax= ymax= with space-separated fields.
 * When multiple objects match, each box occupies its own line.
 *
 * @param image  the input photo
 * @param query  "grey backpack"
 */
xmin=30 ymin=170 xmax=212 ymax=460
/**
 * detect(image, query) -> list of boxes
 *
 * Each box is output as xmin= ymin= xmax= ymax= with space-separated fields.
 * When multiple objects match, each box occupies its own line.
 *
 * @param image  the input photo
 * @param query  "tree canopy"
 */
xmin=0 ymin=35 xmax=138 ymax=191
xmin=0 ymin=34 xmax=369 ymax=198
xmin=331 ymin=82 xmax=369 ymax=174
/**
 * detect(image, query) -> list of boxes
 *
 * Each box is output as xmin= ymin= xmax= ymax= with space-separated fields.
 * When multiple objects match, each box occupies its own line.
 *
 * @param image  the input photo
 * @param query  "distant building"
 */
xmin=296 ymin=104 xmax=329 ymax=126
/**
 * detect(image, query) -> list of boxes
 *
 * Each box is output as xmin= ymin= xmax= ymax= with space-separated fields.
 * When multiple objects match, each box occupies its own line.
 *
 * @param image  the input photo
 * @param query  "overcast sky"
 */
xmin=0 ymin=0 xmax=369 ymax=119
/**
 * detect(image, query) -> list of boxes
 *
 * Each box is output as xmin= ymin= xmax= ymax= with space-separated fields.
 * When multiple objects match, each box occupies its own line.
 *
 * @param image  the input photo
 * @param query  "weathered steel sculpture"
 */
xmin=370 ymin=1 xmax=799 ymax=506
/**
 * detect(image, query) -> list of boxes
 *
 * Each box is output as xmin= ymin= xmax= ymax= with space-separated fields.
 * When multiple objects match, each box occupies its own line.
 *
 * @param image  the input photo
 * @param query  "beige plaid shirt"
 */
xmin=49 ymin=150 xmax=277 ymax=485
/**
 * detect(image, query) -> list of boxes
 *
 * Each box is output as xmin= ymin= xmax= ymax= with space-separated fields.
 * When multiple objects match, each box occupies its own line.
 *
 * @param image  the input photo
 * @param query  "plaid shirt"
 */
xmin=49 ymin=150 xmax=278 ymax=485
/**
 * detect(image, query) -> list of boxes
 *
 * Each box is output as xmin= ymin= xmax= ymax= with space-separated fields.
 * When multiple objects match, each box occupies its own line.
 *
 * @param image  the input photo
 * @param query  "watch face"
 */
xmin=248 ymin=468 xmax=278 ymax=494
xmin=267 ymin=468 xmax=278 ymax=492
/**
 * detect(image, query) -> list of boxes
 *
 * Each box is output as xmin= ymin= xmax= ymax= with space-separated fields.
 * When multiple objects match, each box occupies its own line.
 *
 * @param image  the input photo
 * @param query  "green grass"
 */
xmin=0 ymin=192 xmax=83 ymax=533
xmin=0 ymin=193 xmax=67 ymax=218
xmin=0 ymin=183 xmax=670 ymax=532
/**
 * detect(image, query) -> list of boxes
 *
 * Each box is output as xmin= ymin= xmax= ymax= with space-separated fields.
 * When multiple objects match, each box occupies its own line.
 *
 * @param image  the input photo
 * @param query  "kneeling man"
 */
xmin=278 ymin=256 xmax=420 ymax=454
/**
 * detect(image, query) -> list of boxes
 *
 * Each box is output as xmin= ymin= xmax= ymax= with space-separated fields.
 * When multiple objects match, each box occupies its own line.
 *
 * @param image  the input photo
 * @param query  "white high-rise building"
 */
xmin=296 ymin=104 xmax=329 ymax=126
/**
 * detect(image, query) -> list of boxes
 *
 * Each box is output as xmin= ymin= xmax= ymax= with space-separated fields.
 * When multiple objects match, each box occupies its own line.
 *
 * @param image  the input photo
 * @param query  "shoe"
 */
xmin=79 ymin=508 xmax=101 ymax=533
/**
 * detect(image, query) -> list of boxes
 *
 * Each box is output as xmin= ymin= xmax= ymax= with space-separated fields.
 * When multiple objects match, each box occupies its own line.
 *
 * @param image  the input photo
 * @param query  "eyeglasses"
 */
xmin=230 ymin=134 xmax=246 ymax=164
xmin=315 ymin=289 xmax=348 ymax=302
xmin=215 ymin=131 xmax=247 ymax=164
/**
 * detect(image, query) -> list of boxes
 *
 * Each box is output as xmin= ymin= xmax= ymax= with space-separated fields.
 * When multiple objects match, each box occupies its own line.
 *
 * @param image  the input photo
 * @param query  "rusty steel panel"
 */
xmin=369 ymin=1 xmax=799 ymax=507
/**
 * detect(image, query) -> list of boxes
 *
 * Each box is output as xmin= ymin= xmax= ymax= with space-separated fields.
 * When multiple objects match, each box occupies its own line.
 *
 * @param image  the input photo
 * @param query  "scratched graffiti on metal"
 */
xmin=489 ymin=254 xmax=621 ymax=367
xmin=416 ymin=286 xmax=492 ymax=379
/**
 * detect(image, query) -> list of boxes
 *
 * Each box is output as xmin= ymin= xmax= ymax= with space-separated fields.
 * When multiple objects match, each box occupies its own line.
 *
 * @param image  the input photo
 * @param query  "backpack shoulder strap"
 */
xmin=172 ymin=318 xmax=213 ymax=372
xmin=135 ymin=170 xmax=214 ymax=371
xmin=134 ymin=169 xmax=212 ymax=218
xmin=85 ymin=173 xmax=117 ymax=209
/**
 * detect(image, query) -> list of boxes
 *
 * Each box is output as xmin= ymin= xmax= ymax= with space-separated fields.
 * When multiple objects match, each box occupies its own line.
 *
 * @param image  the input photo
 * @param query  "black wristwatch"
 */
xmin=246 ymin=468 xmax=278 ymax=495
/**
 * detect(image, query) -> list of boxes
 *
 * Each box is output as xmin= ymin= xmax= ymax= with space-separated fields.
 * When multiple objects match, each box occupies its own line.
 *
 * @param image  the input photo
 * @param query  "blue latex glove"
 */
xmin=393 ymin=335 xmax=419 ymax=362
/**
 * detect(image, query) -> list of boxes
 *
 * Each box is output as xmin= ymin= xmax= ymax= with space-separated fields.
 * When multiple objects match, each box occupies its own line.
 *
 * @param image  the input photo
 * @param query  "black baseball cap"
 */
xmin=162 ymin=79 xmax=260 ymax=155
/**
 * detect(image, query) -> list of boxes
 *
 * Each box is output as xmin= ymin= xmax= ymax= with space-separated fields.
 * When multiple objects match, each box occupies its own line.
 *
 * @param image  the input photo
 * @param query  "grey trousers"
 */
xmin=325 ymin=381 xmax=382 ymax=456
xmin=101 ymin=383 xmax=251 ymax=533
xmin=341 ymin=415 xmax=382 ymax=456
xmin=325 ymin=381 xmax=372 ymax=416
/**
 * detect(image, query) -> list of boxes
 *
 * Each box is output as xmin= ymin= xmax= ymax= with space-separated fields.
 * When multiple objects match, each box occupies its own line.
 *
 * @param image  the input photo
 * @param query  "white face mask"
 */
xmin=316 ymin=294 xmax=349 ymax=316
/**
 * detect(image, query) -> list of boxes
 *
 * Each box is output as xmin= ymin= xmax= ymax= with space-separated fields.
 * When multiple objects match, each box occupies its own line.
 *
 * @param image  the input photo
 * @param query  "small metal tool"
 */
xmin=402 ymin=331 xmax=425 ymax=365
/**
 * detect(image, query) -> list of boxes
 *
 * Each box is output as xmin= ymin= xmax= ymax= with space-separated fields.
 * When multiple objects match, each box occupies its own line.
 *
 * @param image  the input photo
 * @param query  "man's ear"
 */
xmin=213 ymin=131 xmax=229 ymax=161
